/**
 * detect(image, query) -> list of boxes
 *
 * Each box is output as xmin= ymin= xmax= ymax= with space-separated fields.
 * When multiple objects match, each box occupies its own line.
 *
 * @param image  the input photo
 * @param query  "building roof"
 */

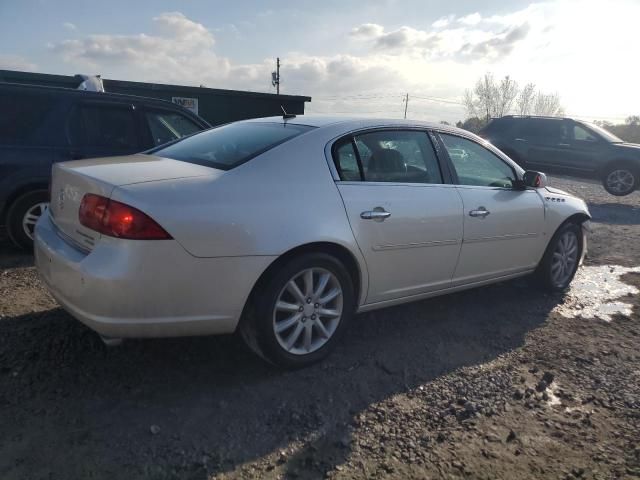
xmin=0 ymin=69 xmax=311 ymax=102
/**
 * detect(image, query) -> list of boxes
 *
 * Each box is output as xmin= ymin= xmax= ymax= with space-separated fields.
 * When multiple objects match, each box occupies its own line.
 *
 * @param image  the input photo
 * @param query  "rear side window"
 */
xmin=333 ymin=140 xmax=361 ymax=181
xmin=68 ymin=104 xmax=138 ymax=149
xmin=0 ymin=91 xmax=55 ymax=145
xmin=333 ymin=130 xmax=443 ymax=184
xmin=517 ymin=119 xmax=567 ymax=143
xmin=481 ymin=118 xmax=514 ymax=137
xmin=153 ymin=122 xmax=314 ymax=170
xmin=145 ymin=110 xmax=202 ymax=146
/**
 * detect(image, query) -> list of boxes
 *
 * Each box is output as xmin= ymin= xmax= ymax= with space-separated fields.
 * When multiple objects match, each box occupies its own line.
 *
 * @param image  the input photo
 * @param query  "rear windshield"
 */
xmin=152 ymin=122 xmax=314 ymax=170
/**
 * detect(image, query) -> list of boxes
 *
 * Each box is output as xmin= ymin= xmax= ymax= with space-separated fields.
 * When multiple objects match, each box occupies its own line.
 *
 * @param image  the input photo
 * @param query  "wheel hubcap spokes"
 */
xmin=607 ymin=170 xmax=635 ymax=194
xmin=22 ymin=202 xmax=49 ymax=240
xmin=273 ymin=268 xmax=343 ymax=355
xmin=550 ymin=231 xmax=579 ymax=287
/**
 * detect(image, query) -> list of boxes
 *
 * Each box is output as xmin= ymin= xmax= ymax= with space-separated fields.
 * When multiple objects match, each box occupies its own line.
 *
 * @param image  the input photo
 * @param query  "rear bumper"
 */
xmin=34 ymin=214 xmax=275 ymax=338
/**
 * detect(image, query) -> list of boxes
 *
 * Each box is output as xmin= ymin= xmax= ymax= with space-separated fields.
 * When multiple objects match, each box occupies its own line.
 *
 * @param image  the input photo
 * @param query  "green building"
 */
xmin=0 ymin=69 xmax=311 ymax=126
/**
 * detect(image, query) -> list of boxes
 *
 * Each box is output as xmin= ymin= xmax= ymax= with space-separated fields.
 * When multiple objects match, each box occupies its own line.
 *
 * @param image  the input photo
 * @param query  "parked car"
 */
xmin=34 ymin=117 xmax=590 ymax=367
xmin=478 ymin=115 xmax=640 ymax=196
xmin=0 ymin=82 xmax=210 ymax=249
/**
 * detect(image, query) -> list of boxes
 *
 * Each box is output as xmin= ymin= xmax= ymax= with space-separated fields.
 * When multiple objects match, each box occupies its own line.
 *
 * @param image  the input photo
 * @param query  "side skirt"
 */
xmin=357 ymin=269 xmax=535 ymax=313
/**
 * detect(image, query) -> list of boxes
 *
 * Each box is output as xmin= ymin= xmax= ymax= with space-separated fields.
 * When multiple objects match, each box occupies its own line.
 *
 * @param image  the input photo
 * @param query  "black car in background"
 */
xmin=0 ymin=83 xmax=210 ymax=249
xmin=479 ymin=115 xmax=640 ymax=196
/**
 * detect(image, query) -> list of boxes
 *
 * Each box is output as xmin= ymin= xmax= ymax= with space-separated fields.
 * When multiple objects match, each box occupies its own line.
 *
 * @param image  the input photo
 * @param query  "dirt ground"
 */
xmin=0 ymin=176 xmax=639 ymax=480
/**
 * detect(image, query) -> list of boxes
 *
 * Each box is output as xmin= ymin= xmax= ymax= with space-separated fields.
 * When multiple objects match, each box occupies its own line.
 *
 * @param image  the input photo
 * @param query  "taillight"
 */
xmin=78 ymin=194 xmax=172 ymax=240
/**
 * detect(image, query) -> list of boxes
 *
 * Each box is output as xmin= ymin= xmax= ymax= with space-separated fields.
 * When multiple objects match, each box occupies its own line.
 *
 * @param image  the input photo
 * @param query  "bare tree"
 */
xmin=626 ymin=115 xmax=640 ymax=126
xmin=464 ymin=73 xmax=498 ymax=122
xmin=533 ymin=92 xmax=564 ymax=116
xmin=496 ymin=76 xmax=518 ymax=117
xmin=516 ymin=83 xmax=536 ymax=115
xmin=464 ymin=73 xmax=565 ymax=121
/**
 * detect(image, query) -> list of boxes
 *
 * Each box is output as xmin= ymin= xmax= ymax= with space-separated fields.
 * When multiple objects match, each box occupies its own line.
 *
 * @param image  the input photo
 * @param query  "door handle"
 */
xmin=557 ymin=143 xmax=570 ymax=147
xmin=361 ymin=208 xmax=391 ymax=221
xmin=469 ymin=207 xmax=491 ymax=218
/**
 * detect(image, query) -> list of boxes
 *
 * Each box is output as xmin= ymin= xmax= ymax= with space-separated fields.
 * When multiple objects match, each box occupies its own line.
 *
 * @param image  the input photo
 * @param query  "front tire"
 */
xmin=240 ymin=253 xmax=356 ymax=368
xmin=535 ymin=222 xmax=583 ymax=292
xmin=602 ymin=162 xmax=638 ymax=196
xmin=6 ymin=190 xmax=49 ymax=251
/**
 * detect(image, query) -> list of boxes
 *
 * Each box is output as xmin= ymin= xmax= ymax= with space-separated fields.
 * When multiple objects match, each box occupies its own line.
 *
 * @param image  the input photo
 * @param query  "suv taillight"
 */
xmin=79 ymin=194 xmax=172 ymax=240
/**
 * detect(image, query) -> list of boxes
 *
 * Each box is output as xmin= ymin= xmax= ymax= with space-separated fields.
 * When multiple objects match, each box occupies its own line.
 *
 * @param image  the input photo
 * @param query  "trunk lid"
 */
xmin=49 ymin=154 xmax=216 ymax=250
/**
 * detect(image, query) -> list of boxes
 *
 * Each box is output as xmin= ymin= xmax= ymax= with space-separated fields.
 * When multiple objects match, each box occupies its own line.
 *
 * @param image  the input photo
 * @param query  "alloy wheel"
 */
xmin=606 ymin=169 xmax=635 ymax=195
xmin=22 ymin=202 xmax=49 ymax=240
xmin=272 ymin=267 xmax=343 ymax=355
xmin=550 ymin=230 xmax=579 ymax=287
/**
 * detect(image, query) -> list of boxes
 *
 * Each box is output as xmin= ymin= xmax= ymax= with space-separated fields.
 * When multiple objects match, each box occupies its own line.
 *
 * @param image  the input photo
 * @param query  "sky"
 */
xmin=1 ymin=0 xmax=638 ymax=123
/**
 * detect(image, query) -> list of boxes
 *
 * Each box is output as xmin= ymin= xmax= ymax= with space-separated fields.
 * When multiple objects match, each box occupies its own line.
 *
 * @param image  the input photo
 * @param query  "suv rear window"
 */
xmin=0 ymin=91 xmax=55 ymax=145
xmin=152 ymin=122 xmax=314 ymax=170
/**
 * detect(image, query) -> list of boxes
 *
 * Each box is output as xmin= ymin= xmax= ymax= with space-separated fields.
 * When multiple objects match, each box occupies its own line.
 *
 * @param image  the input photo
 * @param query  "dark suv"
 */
xmin=1 ymin=83 xmax=210 ymax=249
xmin=479 ymin=116 xmax=640 ymax=196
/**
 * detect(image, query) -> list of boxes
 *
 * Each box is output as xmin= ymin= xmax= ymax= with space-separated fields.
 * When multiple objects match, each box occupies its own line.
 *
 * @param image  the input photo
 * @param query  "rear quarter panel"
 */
xmin=112 ymin=128 xmax=366 ymax=273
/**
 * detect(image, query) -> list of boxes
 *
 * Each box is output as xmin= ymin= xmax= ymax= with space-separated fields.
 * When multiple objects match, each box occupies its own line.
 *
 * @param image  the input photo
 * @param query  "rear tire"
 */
xmin=602 ymin=162 xmax=638 ymax=196
xmin=6 ymin=190 xmax=49 ymax=251
xmin=534 ymin=222 xmax=583 ymax=292
xmin=240 ymin=253 xmax=355 ymax=368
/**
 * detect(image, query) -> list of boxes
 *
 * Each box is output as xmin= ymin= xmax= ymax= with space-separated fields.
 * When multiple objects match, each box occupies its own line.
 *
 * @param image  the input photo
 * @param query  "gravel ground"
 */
xmin=0 ymin=176 xmax=639 ymax=480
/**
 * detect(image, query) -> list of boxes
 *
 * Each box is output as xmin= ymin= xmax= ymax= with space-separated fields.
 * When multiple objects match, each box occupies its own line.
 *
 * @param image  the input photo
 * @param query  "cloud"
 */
xmin=460 ymin=23 xmax=530 ymax=60
xmin=49 ymin=12 xmax=227 ymax=80
xmin=374 ymin=26 xmax=433 ymax=51
xmin=432 ymin=16 xmax=453 ymax=29
xmin=63 ymin=22 xmax=76 ymax=31
xmin=350 ymin=23 xmax=384 ymax=38
xmin=458 ymin=13 xmax=482 ymax=26
xmin=0 ymin=54 xmax=36 ymax=71
xmin=47 ymin=12 xmax=398 ymax=101
xmin=351 ymin=18 xmax=530 ymax=61
xmin=43 ymin=2 xmax=640 ymax=124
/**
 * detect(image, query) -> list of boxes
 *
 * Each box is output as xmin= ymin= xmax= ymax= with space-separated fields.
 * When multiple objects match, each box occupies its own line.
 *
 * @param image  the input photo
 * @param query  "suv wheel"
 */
xmin=602 ymin=162 xmax=638 ymax=196
xmin=6 ymin=190 xmax=49 ymax=250
xmin=240 ymin=253 xmax=356 ymax=368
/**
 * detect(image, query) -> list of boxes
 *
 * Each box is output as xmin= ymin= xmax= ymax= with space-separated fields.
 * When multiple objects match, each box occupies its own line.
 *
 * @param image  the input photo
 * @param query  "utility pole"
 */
xmin=272 ymin=57 xmax=281 ymax=95
xmin=403 ymin=93 xmax=409 ymax=119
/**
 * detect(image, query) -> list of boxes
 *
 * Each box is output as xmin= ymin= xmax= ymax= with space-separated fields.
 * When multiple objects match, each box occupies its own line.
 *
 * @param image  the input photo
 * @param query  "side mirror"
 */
xmin=522 ymin=170 xmax=547 ymax=188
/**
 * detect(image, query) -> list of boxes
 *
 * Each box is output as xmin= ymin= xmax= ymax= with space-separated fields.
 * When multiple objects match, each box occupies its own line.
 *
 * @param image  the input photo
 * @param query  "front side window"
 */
xmin=68 ymin=104 xmax=138 ymax=149
xmin=153 ymin=122 xmax=314 ymax=170
xmin=440 ymin=133 xmax=515 ymax=188
xmin=145 ymin=111 xmax=202 ymax=146
xmin=333 ymin=130 xmax=443 ymax=184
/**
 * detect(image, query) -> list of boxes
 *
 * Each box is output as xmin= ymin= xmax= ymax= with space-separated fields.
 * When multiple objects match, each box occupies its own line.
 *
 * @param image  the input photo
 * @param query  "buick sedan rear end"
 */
xmin=35 ymin=117 xmax=590 ymax=367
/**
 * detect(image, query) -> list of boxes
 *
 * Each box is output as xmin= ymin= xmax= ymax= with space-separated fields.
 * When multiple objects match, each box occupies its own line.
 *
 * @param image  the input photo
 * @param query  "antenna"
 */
xmin=281 ymin=105 xmax=296 ymax=120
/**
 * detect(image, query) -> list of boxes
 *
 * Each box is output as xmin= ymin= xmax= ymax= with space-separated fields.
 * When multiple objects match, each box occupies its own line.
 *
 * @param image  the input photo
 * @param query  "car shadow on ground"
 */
xmin=0 ymin=276 xmax=564 ymax=479
xmin=587 ymin=202 xmax=640 ymax=226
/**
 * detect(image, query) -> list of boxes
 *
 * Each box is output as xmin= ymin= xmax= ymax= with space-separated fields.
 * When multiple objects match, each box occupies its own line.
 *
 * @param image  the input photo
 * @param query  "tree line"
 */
xmin=462 ymin=73 xmax=563 ymax=123
xmin=453 ymin=73 xmax=639 ymax=142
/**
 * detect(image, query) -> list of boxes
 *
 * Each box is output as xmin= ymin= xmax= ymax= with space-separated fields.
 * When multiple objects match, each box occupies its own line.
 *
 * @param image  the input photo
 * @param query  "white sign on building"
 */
xmin=172 ymin=97 xmax=199 ymax=115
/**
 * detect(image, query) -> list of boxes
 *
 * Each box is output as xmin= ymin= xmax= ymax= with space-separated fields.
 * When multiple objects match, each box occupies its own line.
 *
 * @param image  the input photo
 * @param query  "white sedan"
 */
xmin=34 ymin=117 xmax=590 ymax=367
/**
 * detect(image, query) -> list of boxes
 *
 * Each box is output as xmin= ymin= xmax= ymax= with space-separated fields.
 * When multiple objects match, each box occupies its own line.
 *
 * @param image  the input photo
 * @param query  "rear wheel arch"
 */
xmin=238 ymin=243 xmax=362 ymax=367
xmin=245 ymin=242 xmax=363 ymax=312
xmin=600 ymin=158 xmax=638 ymax=175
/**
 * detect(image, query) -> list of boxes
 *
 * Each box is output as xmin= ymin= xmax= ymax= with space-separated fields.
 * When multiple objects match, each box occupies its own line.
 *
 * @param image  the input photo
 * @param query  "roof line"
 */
xmin=0 ymin=69 xmax=312 ymax=102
